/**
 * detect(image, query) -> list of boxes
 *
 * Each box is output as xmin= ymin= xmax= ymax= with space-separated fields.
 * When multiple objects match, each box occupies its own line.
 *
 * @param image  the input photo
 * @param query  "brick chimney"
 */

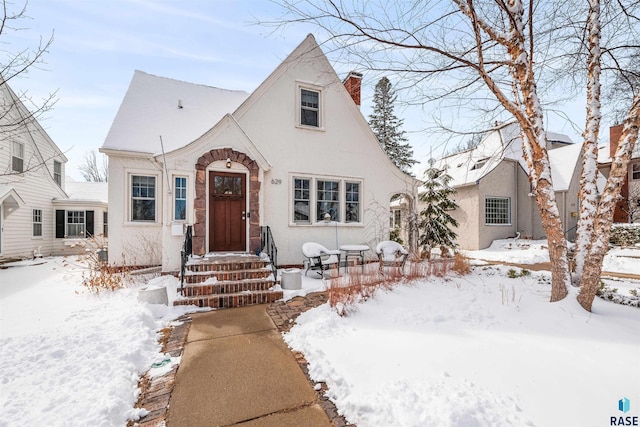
xmin=610 ymin=123 xmax=623 ymax=158
xmin=343 ymin=71 xmax=363 ymax=107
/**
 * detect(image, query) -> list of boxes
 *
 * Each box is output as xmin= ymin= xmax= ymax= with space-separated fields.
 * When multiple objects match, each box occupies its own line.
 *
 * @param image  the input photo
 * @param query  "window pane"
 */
xmin=174 ymin=177 xmax=187 ymax=220
xmin=294 ymin=178 xmax=310 ymax=222
xmin=132 ymin=175 xmax=156 ymax=221
xmin=301 ymin=89 xmax=319 ymax=127
xmin=485 ymin=197 xmax=510 ymax=225
xmin=67 ymin=211 xmax=85 ymax=237
xmin=317 ymin=180 xmax=339 ymax=221
xmin=345 ymin=182 xmax=360 ymax=222
xmin=633 ymin=163 xmax=640 ymax=180
xmin=33 ymin=209 xmax=42 ymax=237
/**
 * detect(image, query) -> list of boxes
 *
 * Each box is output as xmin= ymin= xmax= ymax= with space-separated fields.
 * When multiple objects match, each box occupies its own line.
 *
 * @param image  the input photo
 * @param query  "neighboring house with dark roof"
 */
xmin=431 ymin=123 xmax=582 ymax=250
xmin=0 ymin=78 xmax=109 ymax=261
xmin=100 ymin=35 xmax=419 ymax=272
xmin=598 ymin=124 xmax=640 ymax=223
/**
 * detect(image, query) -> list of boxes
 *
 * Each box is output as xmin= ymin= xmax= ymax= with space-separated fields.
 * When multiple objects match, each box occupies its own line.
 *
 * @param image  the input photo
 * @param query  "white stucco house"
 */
xmin=0 ymin=78 xmax=108 ymax=261
xmin=431 ymin=123 xmax=582 ymax=250
xmin=100 ymin=34 xmax=418 ymax=272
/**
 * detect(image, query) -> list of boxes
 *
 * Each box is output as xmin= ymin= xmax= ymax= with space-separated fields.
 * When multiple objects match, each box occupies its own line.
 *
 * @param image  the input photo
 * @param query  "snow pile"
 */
xmin=0 ymin=258 xmax=196 ymax=426
xmin=284 ymin=265 xmax=640 ymax=427
xmin=462 ymin=238 xmax=550 ymax=264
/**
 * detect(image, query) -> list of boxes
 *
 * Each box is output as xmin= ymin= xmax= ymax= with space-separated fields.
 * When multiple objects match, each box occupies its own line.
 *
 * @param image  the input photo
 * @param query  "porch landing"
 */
xmin=174 ymin=253 xmax=283 ymax=309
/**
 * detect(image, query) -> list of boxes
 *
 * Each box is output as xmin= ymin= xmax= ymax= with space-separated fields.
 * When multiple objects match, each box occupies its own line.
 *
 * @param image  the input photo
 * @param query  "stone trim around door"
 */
xmin=194 ymin=148 xmax=261 ymax=256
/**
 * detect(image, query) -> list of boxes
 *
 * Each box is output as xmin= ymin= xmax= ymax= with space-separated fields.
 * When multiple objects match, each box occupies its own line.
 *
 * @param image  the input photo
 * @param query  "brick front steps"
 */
xmin=173 ymin=254 xmax=283 ymax=309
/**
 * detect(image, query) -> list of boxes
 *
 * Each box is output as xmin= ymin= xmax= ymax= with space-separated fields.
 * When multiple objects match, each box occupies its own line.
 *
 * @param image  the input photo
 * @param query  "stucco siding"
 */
xmin=449 ymin=186 xmax=481 ymax=250
xmin=477 ymin=161 xmax=518 ymax=249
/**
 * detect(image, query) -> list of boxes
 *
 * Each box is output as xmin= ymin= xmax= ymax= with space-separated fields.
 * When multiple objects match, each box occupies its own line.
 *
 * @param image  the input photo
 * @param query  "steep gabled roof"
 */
xmin=101 ymin=71 xmax=249 ymax=154
xmin=435 ymin=123 xmax=578 ymax=191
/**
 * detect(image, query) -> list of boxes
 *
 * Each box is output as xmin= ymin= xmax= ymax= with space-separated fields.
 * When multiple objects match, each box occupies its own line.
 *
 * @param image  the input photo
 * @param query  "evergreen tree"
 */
xmin=368 ymin=77 xmax=417 ymax=172
xmin=418 ymin=159 xmax=459 ymax=258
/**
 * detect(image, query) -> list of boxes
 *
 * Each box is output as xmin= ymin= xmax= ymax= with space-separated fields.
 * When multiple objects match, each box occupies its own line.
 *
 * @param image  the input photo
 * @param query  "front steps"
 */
xmin=174 ymin=254 xmax=283 ymax=309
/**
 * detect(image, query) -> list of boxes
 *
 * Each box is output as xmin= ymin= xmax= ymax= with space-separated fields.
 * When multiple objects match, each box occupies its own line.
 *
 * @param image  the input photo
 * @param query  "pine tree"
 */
xmin=418 ymin=159 xmax=459 ymax=258
xmin=368 ymin=77 xmax=417 ymax=172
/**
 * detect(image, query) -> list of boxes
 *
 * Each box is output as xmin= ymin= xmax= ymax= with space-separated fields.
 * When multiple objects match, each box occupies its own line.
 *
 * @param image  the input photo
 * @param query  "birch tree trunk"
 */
xmin=578 ymin=93 xmax=640 ymax=311
xmin=574 ymin=0 xmax=602 ymax=284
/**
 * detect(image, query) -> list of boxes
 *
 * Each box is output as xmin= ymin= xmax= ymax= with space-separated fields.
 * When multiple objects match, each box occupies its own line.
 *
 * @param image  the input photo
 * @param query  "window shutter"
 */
xmin=86 ymin=210 xmax=94 ymax=237
xmin=55 ymin=210 xmax=65 ymax=238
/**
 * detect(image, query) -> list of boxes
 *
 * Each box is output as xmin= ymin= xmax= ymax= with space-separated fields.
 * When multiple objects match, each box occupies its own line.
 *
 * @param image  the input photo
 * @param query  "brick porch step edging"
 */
xmin=181 ymin=279 xmax=276 ymax=297
xmin=174 ymin=289 xmax=284 ymax=309
xmin=183 ymin=268 xmax=273 ymax=284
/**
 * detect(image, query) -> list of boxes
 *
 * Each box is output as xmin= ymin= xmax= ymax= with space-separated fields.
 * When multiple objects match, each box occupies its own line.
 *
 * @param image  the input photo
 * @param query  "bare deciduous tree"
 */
xmin=78 ymin=150 xmax=108 ymax=182
xmin=270 ymin=0 xmax=639 ymax=311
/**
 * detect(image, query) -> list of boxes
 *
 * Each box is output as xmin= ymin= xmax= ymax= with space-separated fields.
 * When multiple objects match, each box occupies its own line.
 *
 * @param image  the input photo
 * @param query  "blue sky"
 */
xmin=7 ymin=0 xmax=586 ymax=180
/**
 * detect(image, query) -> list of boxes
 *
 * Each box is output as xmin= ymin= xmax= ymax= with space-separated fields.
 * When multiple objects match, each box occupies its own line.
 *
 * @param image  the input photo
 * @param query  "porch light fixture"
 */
xmin=226 ymin=158 xmax=232 ymax=168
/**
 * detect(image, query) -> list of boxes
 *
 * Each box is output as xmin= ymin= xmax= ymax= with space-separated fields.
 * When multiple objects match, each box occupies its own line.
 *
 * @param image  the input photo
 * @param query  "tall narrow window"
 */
xmin=33 ymin=209 xmax=42 ymax=237
xmin=317 ymin=180 xmax=339 ymax=221
xmin=53 ymin=161 xmax=62 ymax=186
xmin=300 ymin=89 xmax=319 ymax=127
xmin=293 ymin=178 xmax=311 ymax=223
xmin=485 ymin=197 xmax=511 ymax=225
xmin=12 ymin=141 xmax=24 ymax=172
xmin=67 ymin=211 xmax=85 ymax=238
xmin=103 ymin=212 xmax=108 ymax=237
xmin=131 ymin=175 xmax=156 ymax=221
xmin=174 ymin=177 xmax=187 ymax=221
xmin=345 ymin=182 xmax=360 ymax=222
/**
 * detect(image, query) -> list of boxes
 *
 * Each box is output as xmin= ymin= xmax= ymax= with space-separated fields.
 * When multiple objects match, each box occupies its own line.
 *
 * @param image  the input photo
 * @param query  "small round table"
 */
xmin=339 ymin=245 xmax=370 ymax=273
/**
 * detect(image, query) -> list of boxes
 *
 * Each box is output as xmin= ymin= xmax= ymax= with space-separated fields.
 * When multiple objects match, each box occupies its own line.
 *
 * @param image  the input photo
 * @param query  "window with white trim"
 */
xmin=390 ymin=209 xmax=402 ymax=229
xmin=292 ymin=177 xmax=362 ymax=224
xmin=174 ymin=176 xmax=187 ymax=221
xmin=33 ymin=209 xmax=42 ymax=237
xmin=632 ymin=163 xmax=640 ymax=181
xmin=485 ymin=197 xmax=511 ymax=225
xmin=67 ymin=211 xmax=85 ymax=238
xmin=54 ymin=161 xmax=62 ymax=186
xmin=131 ymin=175 xmax=156 ymax=221
xmin=103 ymin=212 xmax=108 ymax=237
xmin=293 ymin=178 xmax=311 ymax=223
xmin=12 ymin=141 xmax=24 ymax=172
xmin=317 ymin=180 xmax=340 ymax=222
xmin=300 ymin=88 xmax=320 ymax=127
xmin=345 ymin=182 xmax=360 ymax=223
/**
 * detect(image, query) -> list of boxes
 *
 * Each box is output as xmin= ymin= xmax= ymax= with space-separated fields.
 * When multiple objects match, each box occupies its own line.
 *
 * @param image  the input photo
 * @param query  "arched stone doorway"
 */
xmin=193 ymin=148 xmax=261 ymax=255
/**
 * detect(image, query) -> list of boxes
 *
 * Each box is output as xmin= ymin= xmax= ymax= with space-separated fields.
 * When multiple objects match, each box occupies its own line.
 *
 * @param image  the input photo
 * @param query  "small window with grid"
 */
xmin=293 ymin=178 xmax=311 ymax=223
xmin=485 ymin=197 xmax=511 ymax=225
xmin=33 ymin=209 xmax=42 ymax=237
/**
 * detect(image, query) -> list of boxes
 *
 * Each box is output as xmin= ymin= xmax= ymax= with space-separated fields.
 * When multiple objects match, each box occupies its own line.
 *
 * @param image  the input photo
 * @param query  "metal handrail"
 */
xmin=180 ymin=225 xmax=193 ymax=295
xmin=260 ymin=226 xmax=278 ymax=279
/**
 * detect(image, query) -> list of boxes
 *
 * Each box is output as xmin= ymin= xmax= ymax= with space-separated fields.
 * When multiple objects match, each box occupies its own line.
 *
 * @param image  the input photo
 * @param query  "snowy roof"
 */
xmin=101 ymin=71 xmax=250 ymax=154
xmin=64 ymin=180 xmax=108 ymax=203
xmin=434 ymin=123 xmax=577 ymax=191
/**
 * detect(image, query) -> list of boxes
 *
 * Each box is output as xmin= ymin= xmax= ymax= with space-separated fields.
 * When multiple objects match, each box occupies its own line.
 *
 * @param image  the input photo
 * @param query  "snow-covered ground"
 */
xmin=1 ymin=240 xmax=638 ymax=426
xmin=0 ymin=258 xmax=196 ymax=426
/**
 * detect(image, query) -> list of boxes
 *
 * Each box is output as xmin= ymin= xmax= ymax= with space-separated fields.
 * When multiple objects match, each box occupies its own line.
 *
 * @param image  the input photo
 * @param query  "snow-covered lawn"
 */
xmin=285 ymin=265 xmax=640 ymax=427
xmin=0 ymin=258 xmax=193 ymax=426
xmin=1 ymin=240 xmax=638 ymax=426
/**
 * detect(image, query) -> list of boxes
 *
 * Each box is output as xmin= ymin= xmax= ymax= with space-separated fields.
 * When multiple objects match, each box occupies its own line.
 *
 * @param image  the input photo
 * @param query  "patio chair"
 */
xmin=302 ymin=242 xmax=341 ymax=277
xmin=376 ymin=240 xmax=409 ymax=273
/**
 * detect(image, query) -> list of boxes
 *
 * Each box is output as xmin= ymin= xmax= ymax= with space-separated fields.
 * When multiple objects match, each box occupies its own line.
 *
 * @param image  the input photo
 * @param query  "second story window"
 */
xmin=12 ymin=141 xmax=24 ymax=173
xmin=300 ymin=89 xmax=319 ymax=127
xmin=54 ymin=160 xmax=62 ymax=186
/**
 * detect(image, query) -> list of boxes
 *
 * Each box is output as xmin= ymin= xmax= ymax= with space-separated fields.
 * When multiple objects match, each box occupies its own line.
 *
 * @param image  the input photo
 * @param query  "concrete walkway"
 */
xmin=166 ymin=305 xmax=332 ymax=427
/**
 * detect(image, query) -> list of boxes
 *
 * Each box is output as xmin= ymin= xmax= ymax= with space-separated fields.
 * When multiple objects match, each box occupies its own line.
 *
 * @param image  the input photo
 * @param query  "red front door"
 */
xmin=208 ymin=171 xmax=246 ymax=252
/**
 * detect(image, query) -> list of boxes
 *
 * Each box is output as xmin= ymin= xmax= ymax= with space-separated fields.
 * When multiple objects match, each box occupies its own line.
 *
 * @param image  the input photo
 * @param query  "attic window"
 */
xmin=300 ymin=88 xmax=320 ymax=127
xmin=471 ymin=158 xmax=489 ymax=170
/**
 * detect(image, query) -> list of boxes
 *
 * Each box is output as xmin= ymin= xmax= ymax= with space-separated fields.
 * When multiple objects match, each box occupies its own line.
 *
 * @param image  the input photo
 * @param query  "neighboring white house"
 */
xmin=52 ymin=178 xmax=109 ymax=256
xmin=0 ymin=78 xmax=109 ymax=261
xmin=432 ymin=123 xmax=582 ymax=250
xmin=100 ymin=34 xmax=419 ymax=272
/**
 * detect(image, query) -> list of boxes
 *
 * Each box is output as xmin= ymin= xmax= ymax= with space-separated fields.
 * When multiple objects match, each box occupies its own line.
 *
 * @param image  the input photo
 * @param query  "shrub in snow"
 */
xmin=609 ymin=224 xmax=640 ymax=247
xmin=596 ymin=281 xmax=640 ymax=308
